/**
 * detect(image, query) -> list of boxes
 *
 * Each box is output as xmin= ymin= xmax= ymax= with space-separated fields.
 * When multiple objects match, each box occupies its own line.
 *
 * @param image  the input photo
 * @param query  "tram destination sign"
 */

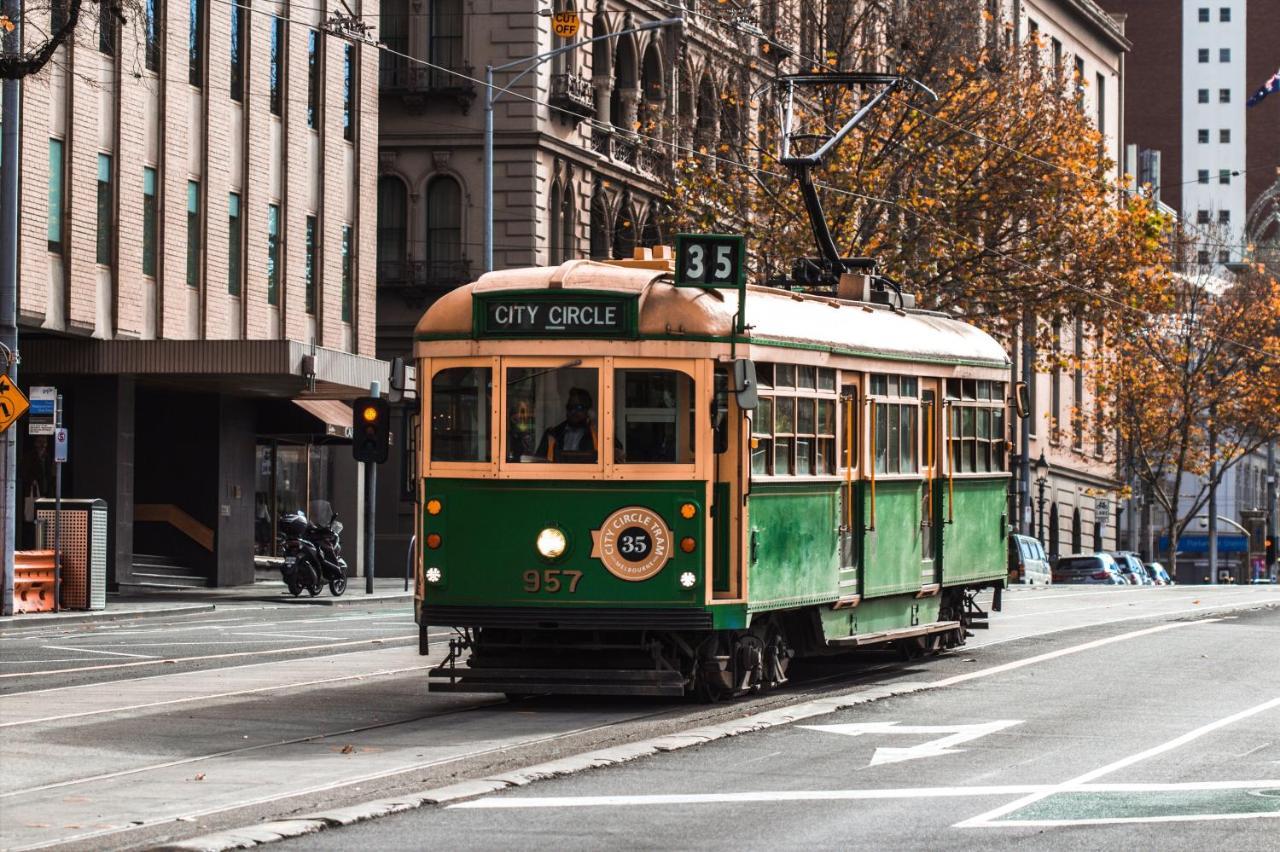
xmin=477 ymin=294 xmax=636 ymax=338
xmin=674 ymin=233 xmax=746 ymax=289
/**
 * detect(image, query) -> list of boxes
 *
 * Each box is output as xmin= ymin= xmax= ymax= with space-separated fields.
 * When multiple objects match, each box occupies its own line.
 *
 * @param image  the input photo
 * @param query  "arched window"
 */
xmin=560 ymin=181 xmax=575 ymax=262
xmin=425 ymin=175 xmax=462 ymax=271
xmin=550 ymin=180 xmax=563 ymax=264
xmin=612 ymin=34 xmax=637 ymax=127
xmin=377 ymin=176 xmax=408 ymax=284
xmin=640 ymin=42 xmax=664 ymax=132
xmin=613 ymin=192 xmax=635 ymax=260
xmin=640 ymin=210 xmax=661 ymax=248
xmin=590 ymin=184 xmax=610 ymax=259
xmin=695 ymin=75 xmax=717 ymax=152
xmin=1049 ymin=504 xmax=1060 ymax=560
xmin=1071 ymin=507 xmax=1082 ymax=553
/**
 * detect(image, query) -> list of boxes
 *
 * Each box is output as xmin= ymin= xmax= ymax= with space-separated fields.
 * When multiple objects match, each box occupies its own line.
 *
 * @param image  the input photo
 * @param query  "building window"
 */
xmin=1220 ymin=128 xmax=1231 ymax=143
xmin=1219 ymin=48 xmax=1230 ymax=62
xmin=1219 ymin=169 xmax=1231 ymax=184
xmin=97 ymin=0 xmax=116 ymax=54
xmin=230 ymin=2 xmax=244 ymax=101
xmin=1096 ymin=73 xmax=1105 ymax=134
xmin=1198 ymin=88 xmax=1209 ymax=103
xmin=550 ymin=180 xmax=574 ymax=264
xmin=267 ymin=203 xmax=280 ymax=305
xmin=228 ymin=192 xmax=242 ymax=295
xmin=47 ymin=139 xmax=64 ymax=253
xmin=1073 ymin=56 xmax=1085 ymax=104
xmin=1197 ymin=249 xmax=1210 ymax=265
xmin=1198 ymin=7 xmax=1209 ymax=21
xmin=560 ymin=181 xmax=574 ymax=262
xmin=1197 ymin=209 xmax=1210 ymax=224
xmin=1073 ymin=318 xmax=1084 ymax=450
xmin=1220 ymin=7 xmax=1231 ymax=22
xmin=429 ymin=0 xmax=464 ymax=86
xmin=1218 ymin=249 xmax=1230 ymax=264
xmin=376 ymin=176 xmax=407 ymax=285
xmin=945 ymin=379 xmax=1007 ymax=473
xmin=143 ymin=167 xmax=157 ymax=276
xmin=341 ymin=225 xmax=353 ymax=323
xmin=1198 ymin=128 xmax=1209 ymax=143
xmin=1198 ymin=48 xmax=1209 ymax=63
xmin=189 ymin=0 xmax=204 ymax=86
xmin=145 ymin=0 xmax=161 ymax=72
xmin=1198 ymin=169 xmax=1210 ymax=184
xmin=342 ymin=45 xmax=354 ymax=141
xmin=1219 ymin=88 xmax=1230 ymax=103
xmin=270 ymin=17 xmax=284 ymax=116
xmin=425 ymin=175 xmax=462 ymax=270
xmin=1218 ymin=209 xmax=1230 ymax=224
xmin=96 ymin=154 xmax=112 ymax=264
xmin=1051 ymin=320 xmax=1062 ymax=441
xmin=308 ymin=30 xmax=320 ymax=129
xmin=1051 ymin=38 xmax=1063 ymax=73
xmin=187 ymin=180 xmax=200 ymax=287
xmin=305 ymin=215 xmax=317 ymax=314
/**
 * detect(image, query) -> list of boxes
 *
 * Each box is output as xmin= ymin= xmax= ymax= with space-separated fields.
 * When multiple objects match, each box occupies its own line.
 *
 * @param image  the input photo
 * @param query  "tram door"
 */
xmin=838 ymin=382 xmax=861 ymax=600
xmin=920 ymin=382 xmax=941 ymax=588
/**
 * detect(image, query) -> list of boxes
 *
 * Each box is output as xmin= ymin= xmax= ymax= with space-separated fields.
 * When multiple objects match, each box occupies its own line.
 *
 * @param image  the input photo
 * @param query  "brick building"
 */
xmin=7 ymin=0 xmax=385 ymax=587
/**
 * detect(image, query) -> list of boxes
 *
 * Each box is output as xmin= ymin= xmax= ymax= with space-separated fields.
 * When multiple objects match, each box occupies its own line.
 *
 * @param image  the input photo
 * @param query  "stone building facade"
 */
xmin=7 ymin=0 xmax=385 ymax=587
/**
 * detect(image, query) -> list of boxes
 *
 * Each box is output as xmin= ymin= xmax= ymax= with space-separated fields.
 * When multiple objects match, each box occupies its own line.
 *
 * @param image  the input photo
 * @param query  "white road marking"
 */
xmin=449 ymin=780 xmax=1280 ymax=810
xmin=798 ymin=720 xmax=1022 ymax=766
xmin=956 ymin=694 xmax=1280 ymax=828
xmin=0 ymin=635 xmax=417 ymax=679
xmin=980 ymin=812 xmax=1280 ymax=828
xmin=230 ymin=631 xmax=346 ymax=641
xmin=40 ymin=645 xmax=155 ymax=659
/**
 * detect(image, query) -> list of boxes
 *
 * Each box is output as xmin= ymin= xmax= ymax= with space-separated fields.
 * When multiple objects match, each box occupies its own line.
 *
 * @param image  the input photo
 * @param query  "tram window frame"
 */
xmin=871 ymin=373 xmax=920 ymax=476
xmin=501 ymin=359 xmax=604 ymax=470
xmin=945 ymin=378 xmax=1008 ymax=474
xmin=613 ymin=366 xmax=698 ymax=466
xmin=427 ymin=360 xmax=496 ymax=467
xmin=751 ymin=361 xmax=839 ymax=478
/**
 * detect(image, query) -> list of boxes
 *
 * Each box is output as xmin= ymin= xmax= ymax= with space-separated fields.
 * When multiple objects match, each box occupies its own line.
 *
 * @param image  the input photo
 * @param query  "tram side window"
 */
xmin=614 ymin=369 xmax=696 ymax=464
xmin=872 ymin=372 xmax=919 ymax=475
xmin=946 ymin=379 xmax=1007 ymax=473
xmin=506 ymin=365 xmax=600 ymax=463
xmin=751 ymin=362 xmax=838 ymax=476
xmin=430 ymin=367 xmax=492 ymax=462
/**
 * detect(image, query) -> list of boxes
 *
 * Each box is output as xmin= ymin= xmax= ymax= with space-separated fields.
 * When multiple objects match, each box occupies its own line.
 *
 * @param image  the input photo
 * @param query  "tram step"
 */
xmin=429 ymin=665 xmax=685 ymax=684
xmin=428 ymin=665 xmax=688 ymax=697
xmin=826 ymin=620 xmax=962 ymax=647
xmin=428 ymin=680 xmax=686 ymax=697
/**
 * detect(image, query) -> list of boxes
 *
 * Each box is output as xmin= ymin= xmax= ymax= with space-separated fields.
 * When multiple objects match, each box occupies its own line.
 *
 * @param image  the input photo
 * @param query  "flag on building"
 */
xmin=1247 ymin=66 xmax=1280 ymax=107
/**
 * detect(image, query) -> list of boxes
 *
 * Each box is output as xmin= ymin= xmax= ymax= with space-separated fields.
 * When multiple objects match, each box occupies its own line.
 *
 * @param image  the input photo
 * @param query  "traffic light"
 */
xmin=352 ymin=397 xmax=390 ymax=464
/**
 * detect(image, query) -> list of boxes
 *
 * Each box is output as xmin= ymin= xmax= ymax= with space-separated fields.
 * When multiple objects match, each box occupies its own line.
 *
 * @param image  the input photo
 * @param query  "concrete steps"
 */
xmin=127 ymin=553 xmax=209 ymax=589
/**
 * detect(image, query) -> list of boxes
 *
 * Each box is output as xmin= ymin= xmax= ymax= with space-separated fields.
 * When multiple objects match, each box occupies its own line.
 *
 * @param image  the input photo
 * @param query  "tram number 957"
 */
xmin=523 ymin=569 xmax=583 ymax=594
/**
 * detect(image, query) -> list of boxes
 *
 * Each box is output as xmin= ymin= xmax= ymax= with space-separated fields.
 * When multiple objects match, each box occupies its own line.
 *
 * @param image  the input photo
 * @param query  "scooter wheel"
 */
xmin=307 ymin=581 xmax=323 ymax=597
xmin=329 ymin=575 xmax=347 ymax=596
xmin=287 ymin=579 xmax=303 ymax=597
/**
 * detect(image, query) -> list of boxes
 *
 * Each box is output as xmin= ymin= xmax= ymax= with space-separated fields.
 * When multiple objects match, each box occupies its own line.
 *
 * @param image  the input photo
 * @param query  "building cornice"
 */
xmin=1055 ymin=0 xmax=1133 ymax=53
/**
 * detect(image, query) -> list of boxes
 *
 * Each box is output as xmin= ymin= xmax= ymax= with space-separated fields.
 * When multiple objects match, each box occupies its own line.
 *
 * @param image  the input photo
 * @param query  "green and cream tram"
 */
xmin=414 ymin=249 xmax=1011 ymax=698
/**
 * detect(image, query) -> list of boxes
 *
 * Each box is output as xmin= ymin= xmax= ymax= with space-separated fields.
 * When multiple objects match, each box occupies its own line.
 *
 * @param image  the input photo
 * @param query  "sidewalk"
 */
xmin=0 ymin=577 xmax=414 ymax=628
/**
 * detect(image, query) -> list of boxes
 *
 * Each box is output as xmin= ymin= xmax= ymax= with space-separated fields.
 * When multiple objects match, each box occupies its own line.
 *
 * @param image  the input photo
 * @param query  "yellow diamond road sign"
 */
xmin=552 ymin=11 xmax=580 ymax=38
xmin=0 ymin=375 xmax=29 ymax=434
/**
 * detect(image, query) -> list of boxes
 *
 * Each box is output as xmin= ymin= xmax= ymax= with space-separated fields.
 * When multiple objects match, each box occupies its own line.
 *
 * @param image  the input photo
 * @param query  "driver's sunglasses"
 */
xmin=566 ymin=403 xmax=588 ymax=412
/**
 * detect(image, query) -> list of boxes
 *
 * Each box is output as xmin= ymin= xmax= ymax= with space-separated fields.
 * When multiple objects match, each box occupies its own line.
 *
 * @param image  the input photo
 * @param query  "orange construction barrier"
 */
xmin=14 ymin=550 xmax=56 ymax=613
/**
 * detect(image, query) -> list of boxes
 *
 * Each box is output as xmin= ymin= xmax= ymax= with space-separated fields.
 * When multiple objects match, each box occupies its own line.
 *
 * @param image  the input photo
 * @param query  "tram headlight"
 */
xmin=536 ymin=527 xmax=568 ymax=559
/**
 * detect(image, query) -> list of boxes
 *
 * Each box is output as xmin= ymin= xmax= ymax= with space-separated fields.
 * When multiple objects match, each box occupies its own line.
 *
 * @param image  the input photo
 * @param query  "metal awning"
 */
xmin=19 ymin=338 xmax=389 ymax=398
xmin=292 ymin=399 xmax=353 ymax=439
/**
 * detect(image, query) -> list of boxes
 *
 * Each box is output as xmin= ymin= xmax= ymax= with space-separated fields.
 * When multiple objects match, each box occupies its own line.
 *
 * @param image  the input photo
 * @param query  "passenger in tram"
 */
xmin=536 ymin=388 xmax=598 ymax=463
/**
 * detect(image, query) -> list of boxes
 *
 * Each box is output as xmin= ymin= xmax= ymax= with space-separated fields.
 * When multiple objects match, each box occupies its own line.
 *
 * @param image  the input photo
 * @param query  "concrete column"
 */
xmin=592 ymin=78 xmax=613 ymax=125
xmin=619 ymin=89 xmax=642 ymax=134
xmin=214 ymin=396 xmax=256 ymax=587
xmin=69 ymin=377 xmax=136 ymax=589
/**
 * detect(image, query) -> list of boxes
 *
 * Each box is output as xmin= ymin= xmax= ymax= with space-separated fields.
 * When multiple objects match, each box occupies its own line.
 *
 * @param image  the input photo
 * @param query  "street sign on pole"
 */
xmin=0 ymin=375 xmax=28 ymax=433
xmin=53 ymin=427 xmax=68 ymax=463
xmin=28 ymin=385 xmax=55 ymax=435
xmin=551 ymin=11 xmax=580 ymax=38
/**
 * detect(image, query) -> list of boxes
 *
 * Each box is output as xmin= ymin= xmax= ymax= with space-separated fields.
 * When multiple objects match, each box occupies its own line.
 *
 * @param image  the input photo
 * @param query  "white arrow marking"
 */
xmin=798 ymin=720 xmax=1022 ymax=766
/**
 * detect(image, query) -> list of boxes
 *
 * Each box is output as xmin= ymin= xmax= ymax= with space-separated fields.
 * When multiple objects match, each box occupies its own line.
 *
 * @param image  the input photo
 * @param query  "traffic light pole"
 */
xmin=364 ymin=381 xmax=379 ymax=595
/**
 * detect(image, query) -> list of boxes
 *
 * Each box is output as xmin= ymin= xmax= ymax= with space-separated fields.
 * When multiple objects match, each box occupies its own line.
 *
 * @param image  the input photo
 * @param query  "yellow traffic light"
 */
xmin=361 ymin=405 xmax=379 ymax=423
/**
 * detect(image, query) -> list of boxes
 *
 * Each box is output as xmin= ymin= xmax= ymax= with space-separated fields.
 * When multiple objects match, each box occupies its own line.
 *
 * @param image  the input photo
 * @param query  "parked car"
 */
xmin=1009 ymin=534 xmax=1052 ymax=585
xmin=1053 ymin=553 xmax=1127 ymax=585
xmin=1145 ymin=562 xmax=1173 ymax=585
xmin=1110 ymin=551 xmax=1153 ymax=585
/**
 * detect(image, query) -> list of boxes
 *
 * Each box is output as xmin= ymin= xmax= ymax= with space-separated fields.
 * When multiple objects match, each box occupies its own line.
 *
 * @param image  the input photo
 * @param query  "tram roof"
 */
xmin=416 ymin=259 xmax=1009 ymax=369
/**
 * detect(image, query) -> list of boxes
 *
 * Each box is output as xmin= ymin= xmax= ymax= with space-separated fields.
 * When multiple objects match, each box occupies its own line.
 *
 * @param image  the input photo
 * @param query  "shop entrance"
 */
xmin=255 ymin=441 xmax=340 ymax=557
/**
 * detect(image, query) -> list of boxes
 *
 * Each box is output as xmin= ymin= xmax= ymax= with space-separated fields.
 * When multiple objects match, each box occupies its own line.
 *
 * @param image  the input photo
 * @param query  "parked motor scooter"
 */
xmin=278 ymin=509 xmax=349 ymax=596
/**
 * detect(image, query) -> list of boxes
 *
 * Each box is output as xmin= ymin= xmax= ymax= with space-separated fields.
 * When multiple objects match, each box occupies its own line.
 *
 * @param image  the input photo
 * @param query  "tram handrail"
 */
xmin=868 ymin=399 xmax=877 ymax=531
xmin=945 ymin=402 xmax=956 ymax=524
xmin=405 ymin=533 xmax=416 ymax=592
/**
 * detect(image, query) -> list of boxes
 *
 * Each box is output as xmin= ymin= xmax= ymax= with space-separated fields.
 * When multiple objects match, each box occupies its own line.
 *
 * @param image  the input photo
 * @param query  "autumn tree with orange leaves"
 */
xmin=666 ymin=1 xmax=1170 ymax=346
xmin=1108 ymin=262 xmax=1280 ymax=579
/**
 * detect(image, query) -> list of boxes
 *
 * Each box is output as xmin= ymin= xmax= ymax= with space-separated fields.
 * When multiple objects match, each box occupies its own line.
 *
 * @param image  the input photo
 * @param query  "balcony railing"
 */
xmin=377 ymin=259 xmax=472 ymax=303
xmin=591 ymin=127 xmax=667 ymax=180
xmin=549 ymin=72 xmax=595 ymax=120
xmin=379 ymin=58 xmax=477 ymax=111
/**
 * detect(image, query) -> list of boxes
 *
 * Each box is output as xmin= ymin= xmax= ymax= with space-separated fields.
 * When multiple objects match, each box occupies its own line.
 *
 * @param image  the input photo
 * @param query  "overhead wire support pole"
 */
xmin=483 ymin=17 xmax=684 ymax=273
xmin=0 ymin=0 xmax=23 ymax=616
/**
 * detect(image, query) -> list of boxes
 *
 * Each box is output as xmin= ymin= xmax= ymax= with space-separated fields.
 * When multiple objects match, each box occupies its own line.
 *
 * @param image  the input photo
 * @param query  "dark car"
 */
xmin=1053 ymin=553 xmax=1127 ymax=585
xmin=1109 ymin=551 xmax=1153 ymax=585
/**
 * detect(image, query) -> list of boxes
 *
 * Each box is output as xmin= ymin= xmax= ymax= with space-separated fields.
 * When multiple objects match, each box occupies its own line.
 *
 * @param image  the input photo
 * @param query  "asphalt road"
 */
xmin=1 ymin=585 xmax=1275 ymax=851
xmin=287 ymin=600 xmax=1280 ymax=852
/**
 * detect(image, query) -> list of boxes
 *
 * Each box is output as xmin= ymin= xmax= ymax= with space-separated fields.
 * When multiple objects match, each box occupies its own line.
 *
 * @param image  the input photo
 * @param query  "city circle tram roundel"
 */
xmin=590 ymin=506 xmax=673 ymax=582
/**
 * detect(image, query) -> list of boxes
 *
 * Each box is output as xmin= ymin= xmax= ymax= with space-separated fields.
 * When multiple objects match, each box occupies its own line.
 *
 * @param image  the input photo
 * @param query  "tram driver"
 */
xmin=535 ymin=387 xmax=598 ymax=463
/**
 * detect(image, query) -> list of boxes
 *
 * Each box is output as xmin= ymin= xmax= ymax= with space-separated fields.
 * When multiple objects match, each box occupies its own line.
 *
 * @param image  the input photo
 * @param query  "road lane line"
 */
xmin=983 ymin=812 xmax=1280 ymax=828
xmin=0 ymin=635 xmax=417 ymax=679
xmin=449 ymin=779 xmax=1280 ymax=810
xmin=40 ymin=645 xmax=155 ymax=659
xmin=956 ymin=694 xmax=1280 ymax=827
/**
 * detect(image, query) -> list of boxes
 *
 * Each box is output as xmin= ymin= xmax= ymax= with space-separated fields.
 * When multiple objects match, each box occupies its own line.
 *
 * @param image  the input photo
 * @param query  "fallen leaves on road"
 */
xmin=193 ymin=773 xmax=206 ymax=781
xmin=340 ymin=744 xmax=355 ymax=754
